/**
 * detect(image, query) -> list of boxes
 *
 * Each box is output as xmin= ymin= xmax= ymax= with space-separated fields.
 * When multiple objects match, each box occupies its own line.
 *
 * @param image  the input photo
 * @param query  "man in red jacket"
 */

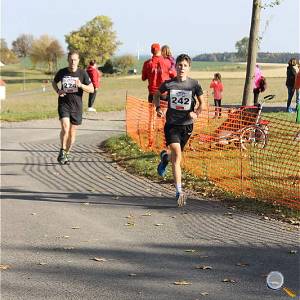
xmin=86 ymin=60 xmax=101 ymax=112
xmin=142 ymin=43 xmax=169 ymax=147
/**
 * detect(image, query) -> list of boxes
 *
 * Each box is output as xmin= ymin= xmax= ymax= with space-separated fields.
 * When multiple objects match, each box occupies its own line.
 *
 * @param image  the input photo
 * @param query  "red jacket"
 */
xmin=142 ymin=55 xmax=170 ymax=95
xmin=86 ymin=66 xmax=101 ymax=88
xmin=295 ymin=70 xmax=300 ymax=89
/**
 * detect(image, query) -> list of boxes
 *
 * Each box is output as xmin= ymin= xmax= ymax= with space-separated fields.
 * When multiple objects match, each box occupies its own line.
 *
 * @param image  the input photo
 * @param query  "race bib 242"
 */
xmin=170 ymin=90 xmax=192 ymax=111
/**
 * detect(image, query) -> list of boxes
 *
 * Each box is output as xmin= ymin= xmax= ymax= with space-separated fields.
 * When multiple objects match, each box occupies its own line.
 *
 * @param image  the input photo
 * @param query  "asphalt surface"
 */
xmin=1 ymin=111 xmax=299 ymax=300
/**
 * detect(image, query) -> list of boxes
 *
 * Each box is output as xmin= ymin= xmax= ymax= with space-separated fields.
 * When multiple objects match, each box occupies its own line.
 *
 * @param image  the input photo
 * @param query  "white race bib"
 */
xmin=62 ymin=76 xmax=79 ymax=93
xmin=170 ymin=90 xmax=192 ymax=111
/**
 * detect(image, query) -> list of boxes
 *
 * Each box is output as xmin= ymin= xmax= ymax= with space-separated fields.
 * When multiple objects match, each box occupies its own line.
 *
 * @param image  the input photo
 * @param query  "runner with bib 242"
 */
xmin=154 ymin=54 xmax=205 ymax=207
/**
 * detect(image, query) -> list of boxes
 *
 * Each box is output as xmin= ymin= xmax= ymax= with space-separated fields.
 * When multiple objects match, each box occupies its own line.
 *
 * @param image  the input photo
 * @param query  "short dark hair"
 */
xmin=67 ymin=50 xmax=80 ymax=59
xmin=176 ymin=54 xmax=191 ymax=66
xmin=89 ymin=60 xmax=97 ymax=66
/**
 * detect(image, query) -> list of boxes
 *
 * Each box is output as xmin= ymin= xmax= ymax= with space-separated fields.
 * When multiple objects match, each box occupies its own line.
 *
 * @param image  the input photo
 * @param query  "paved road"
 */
xmin=1 ymin=112 xmax=299 ymax=300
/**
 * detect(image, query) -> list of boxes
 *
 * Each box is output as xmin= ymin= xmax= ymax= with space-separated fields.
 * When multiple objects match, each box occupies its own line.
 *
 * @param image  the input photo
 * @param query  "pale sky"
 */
xmin=1 ymin=0 xmax=299 ymax=57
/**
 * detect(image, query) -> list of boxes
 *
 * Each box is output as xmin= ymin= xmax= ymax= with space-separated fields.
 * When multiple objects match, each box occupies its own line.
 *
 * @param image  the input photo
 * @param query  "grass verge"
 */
xmin=102 ymin=134 xmax=300 ymax=225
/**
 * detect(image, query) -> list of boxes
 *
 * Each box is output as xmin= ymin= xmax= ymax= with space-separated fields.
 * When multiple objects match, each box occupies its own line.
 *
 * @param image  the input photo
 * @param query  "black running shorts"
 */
xmin=164 ymin=123 xmax=193 ymax=150
xmin=58 ymin=104 xmax=82 ymax=125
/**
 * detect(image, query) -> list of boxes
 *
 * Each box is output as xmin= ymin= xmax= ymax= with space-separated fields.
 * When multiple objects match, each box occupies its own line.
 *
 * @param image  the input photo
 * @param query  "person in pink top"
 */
xmin=210 ymin=73 xmax=224 ymax=117
xmin=253 ymin=64 xmax=263 ymax=105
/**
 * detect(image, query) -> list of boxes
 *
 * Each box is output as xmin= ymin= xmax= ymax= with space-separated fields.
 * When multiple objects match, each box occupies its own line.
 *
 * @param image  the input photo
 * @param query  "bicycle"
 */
xmin=239 ymin=94 xmax=275 ymax=150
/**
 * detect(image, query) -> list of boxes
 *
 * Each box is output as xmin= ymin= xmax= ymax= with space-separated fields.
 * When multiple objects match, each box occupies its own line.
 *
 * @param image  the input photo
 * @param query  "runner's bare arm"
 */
xmin=76 ymin=80 xmax=94 ymax=93
xmin=52 ymin=80 xmax=66 ymax=96
xmin=190 ymin=94 xmax=204 ymax=119
xmin=195 ymin=94 xmax=204 ymax=116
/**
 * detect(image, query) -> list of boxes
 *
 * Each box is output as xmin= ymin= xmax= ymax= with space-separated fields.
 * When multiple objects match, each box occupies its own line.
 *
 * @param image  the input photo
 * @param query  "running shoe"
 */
xmin=57 ymin=149 xmax=68 ymax=165
xmin=157 ymin=150 xmax=169 ymax=176
xmin=64 ymin=152 xmax=70 ymax=165
xmin=176 ymin=192 xmax=187 ymax=207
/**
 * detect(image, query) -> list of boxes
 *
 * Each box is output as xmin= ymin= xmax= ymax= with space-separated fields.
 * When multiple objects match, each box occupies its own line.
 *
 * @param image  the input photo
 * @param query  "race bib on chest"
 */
xmin=62 ymin=76 xmax=79 ymax=93
xmin=170 ymin=89 xmax=192 ymax=111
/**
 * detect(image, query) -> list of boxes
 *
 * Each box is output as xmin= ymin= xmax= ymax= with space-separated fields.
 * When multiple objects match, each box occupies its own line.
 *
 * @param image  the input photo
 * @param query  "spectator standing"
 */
xmin=295 ymin=62 xmax=300 ymax=123
xmin=142 ymin=43 xmax=169 ymax=147
xmin=286 ymin=58 xmax=297 ymax=112
xmin=253 ymin=64 xmax=263 ymax=105
xmin=161 ymin=45 xmax=176 ymax=79
xmin=86 ymin=60 xmax=101 ymax=112
xmin=209 ymin=73 xmax=224 ymax=117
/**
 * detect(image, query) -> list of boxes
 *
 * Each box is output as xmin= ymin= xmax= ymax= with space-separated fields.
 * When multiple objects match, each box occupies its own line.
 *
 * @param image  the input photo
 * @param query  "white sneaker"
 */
xmin=87 ymin=107 xmax=96 ymax=112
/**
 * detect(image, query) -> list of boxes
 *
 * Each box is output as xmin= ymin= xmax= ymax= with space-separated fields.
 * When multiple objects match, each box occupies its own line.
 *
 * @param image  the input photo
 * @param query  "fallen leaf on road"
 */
xmin=194 ymin=265 xmax=212 ymax=270
xmin=125 ymin=222 xmax=135 ymax=226
xmin=91 ymin=257 xmax=107 ymax=262
xmin=185 ymin=249 xmax=196 ymax=253
xmin=141 ymin=212 xmax=152 ymax=216
xmin=224 ymin=212 xmax=232 ymax=216
xmin=173 ymin=280 xmax=192 ymax=285
xmin=200 ymin=292 xmax=209 ymax=296
xmin=56 ymin=235 xmax=70 ymax=239
xmin=38 ymin=262 xmax=47 ymax=265
xmin=125 ymin=214 xmax=134 ymax=219
xmin=105 ymin=176 xmax=113 ymax=179
xmin=171 ymin=216 xmax=176 ymax=219
xmin=154 ymin=223 xmax=164 ymax=226
xmin=30 ymin=213 xmax=37 ymax=215
xmin=72 ymin=226 xmax=80 ymax=229
xmin=222 ymin=278 xmax=236 ymax=283
xmin=0 ymin=264 xmax=10 ymax=270
xmin=236 ymin=262 xmax=249 ymax=267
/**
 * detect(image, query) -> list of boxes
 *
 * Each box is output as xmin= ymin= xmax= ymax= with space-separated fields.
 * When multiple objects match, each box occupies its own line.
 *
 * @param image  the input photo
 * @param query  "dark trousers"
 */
xmin=287 ymin=86 xmax=295 ymax=110
xmin=214 ymin=99 xmax=222 ymax=116
xmin=88 ymin=90 xmax=97 ymax=108
xmin=253 ymin=88 xmax=260 ymax=105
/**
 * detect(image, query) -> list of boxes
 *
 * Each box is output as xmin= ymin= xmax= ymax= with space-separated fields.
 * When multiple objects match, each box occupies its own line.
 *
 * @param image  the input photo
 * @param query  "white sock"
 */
xmin=176 ymin=184 xmax=182 ymax=194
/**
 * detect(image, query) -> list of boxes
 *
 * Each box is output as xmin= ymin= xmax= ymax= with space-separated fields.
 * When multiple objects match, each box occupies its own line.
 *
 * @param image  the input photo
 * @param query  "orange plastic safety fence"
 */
xmin=126 ymin=95 xmax=300 ymax=210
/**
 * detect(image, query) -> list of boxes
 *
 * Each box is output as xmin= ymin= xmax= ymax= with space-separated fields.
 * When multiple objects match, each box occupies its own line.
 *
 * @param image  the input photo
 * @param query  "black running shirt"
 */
xmin=159 ymin=77 xmax=203 ymax=125
xmin=54 ymin=68 xmax=91 ymax=112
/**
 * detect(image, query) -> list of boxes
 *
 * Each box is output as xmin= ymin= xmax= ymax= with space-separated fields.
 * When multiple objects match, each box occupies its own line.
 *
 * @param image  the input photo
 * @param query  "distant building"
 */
xmin=0 ymin=79 xmax=6 ymax=100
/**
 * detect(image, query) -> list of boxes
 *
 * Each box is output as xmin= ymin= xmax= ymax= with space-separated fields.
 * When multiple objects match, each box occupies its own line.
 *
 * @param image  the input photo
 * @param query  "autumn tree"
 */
xmin=114 ymin=55 xmax=137 ymax=74
xmin=0 ymin=39 xmax=19 ymax=64
xmin=65 ymin=15 xmax=121 ymax=66
xmin=29 ymin=35 xmax=64 ymax=73
xmin=242 ymin=0 xmax=282 ymax=105
xmin=12 ymin=34 xmax=34 ymax=57
xmin=235 ymin=37 xmax=249 ymax=61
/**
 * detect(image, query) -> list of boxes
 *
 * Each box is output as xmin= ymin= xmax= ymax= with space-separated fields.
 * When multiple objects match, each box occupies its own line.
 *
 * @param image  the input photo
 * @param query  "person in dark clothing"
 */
xmin=286 ymin=58 xmax=297 ymax=113
xmin=52 ymin=50 xmax=94 ymax=164
xmin=154 ymin=54 xmax=204 ymax=207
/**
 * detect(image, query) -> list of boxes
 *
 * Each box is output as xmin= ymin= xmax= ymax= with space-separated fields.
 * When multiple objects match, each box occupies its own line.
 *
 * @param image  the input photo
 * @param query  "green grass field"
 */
xmin=0 ymin=61 xmax=294 ymax=122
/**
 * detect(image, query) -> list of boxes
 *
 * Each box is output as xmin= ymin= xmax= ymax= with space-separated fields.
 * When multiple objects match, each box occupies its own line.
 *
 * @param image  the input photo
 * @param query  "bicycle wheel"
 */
xmin=240 ymin=126 xmax=267 ymax=150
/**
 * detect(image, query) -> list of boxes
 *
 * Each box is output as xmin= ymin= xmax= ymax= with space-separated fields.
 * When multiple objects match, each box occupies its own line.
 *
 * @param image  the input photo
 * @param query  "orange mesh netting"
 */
xmin=126 ymin=95 xmax=300 ymax=210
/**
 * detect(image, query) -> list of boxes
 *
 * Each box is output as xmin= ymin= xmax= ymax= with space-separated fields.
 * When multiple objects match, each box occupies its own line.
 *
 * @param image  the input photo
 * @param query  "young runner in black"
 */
xmin=52 ymin=50 xmax=94 ymax=164
xmin=154 ymin=54 xmax=204 ymax=207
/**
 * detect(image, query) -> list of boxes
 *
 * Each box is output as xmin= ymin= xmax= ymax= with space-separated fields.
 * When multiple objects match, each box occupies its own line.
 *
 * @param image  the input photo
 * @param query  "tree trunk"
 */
xmin=242 ymin=0 xmax=261 ymax=105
